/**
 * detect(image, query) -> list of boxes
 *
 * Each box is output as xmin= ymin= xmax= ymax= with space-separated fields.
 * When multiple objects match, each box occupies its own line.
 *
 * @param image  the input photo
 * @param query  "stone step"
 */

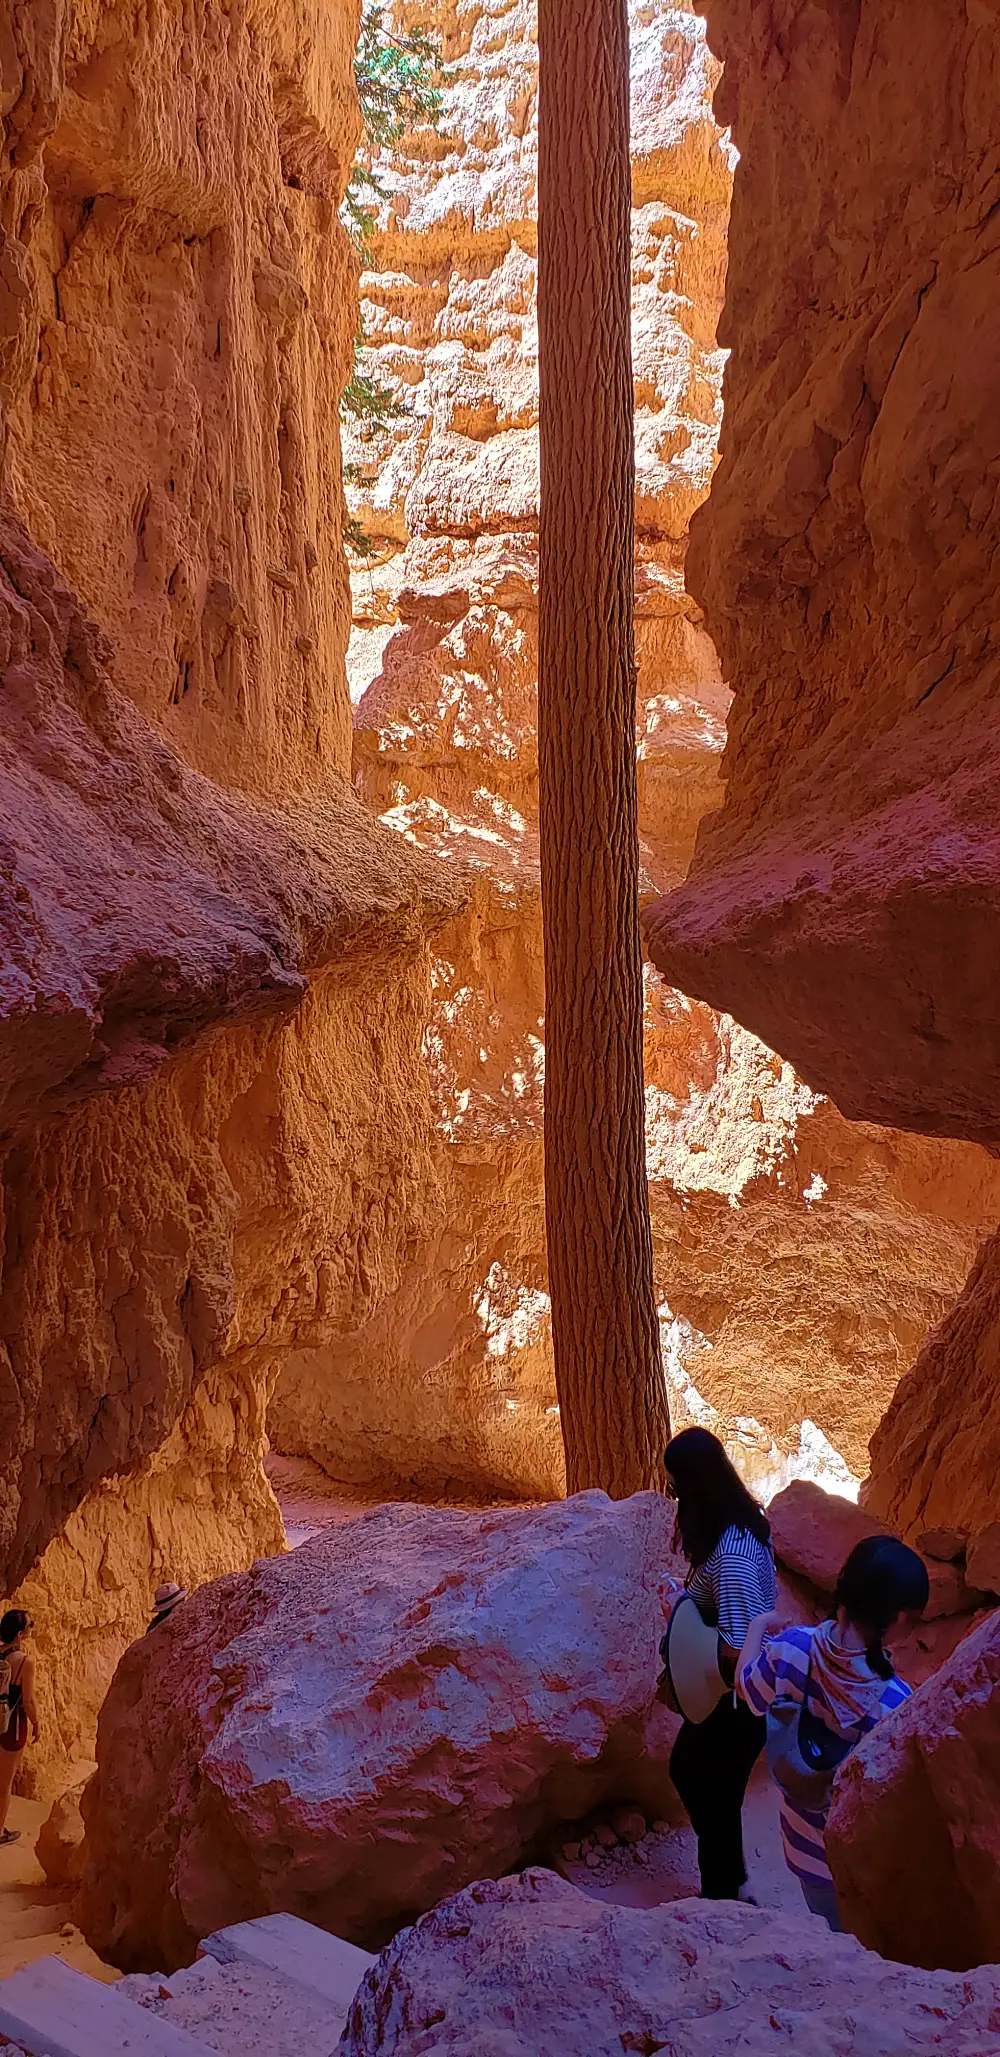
xmin=200 ymin=1912 xmax=374 ymax=2015
xmin=0 ymin=1952 xmax=214 ymax=2056
xmin=119 ymin=1949 xmax=357 ymax=2056
xmin=0 ymin=1913 xmax=377 ymax=2057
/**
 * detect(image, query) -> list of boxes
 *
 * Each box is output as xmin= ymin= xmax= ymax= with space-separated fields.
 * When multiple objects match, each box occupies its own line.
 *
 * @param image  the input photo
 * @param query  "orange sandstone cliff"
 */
xmin=0 ymin=0 xmax=463 ymax=1793
xmin=292 ymin=0 xmax=1000 ymax=1511
xmin=644 ymin=0 xmax=1000 ymax=1539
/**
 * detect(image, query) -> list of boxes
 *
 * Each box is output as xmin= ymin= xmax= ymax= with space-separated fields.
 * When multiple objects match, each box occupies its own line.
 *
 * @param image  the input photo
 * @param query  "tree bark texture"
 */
xmin=537 ymin=0 xmax=670 ymax=1497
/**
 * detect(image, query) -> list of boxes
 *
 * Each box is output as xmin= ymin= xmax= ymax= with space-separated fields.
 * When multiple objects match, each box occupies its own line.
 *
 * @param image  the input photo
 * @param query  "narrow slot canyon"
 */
xmin=0 ymin=0 xmax=998 ymax=2051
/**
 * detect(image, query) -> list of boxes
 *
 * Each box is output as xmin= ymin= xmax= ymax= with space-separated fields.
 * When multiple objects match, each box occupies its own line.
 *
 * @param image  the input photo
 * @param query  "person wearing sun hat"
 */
xmin=148 ymin=1582 xmax=189 ymax=1633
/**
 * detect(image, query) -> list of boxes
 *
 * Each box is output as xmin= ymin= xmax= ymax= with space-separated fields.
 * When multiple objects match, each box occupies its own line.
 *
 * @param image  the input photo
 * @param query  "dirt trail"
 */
xmin=0 ymin=1794 xmax=117 ymax=1985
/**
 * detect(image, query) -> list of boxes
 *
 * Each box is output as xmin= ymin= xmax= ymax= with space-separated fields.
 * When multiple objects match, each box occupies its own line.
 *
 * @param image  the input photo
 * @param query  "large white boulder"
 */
xmin=77 ymin=1493 xmax=680 ymax=1969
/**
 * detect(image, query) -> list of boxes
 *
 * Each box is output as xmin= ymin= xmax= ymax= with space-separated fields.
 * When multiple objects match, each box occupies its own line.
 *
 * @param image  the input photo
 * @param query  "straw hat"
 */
xmin=153 ymin=1582 xmax=188 ymax=1616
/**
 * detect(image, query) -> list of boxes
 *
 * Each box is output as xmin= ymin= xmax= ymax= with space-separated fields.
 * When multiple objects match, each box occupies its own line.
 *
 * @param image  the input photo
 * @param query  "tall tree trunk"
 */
xmin=536 ymin=0 xmax=670 ymax=1496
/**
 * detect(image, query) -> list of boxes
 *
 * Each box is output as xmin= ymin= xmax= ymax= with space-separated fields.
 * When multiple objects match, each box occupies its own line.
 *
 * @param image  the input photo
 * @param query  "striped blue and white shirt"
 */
xmin=686 ymin=1523 xmax=776 ymax=1653
xmin=741 ymin=1624 xmax=911 ymax=1883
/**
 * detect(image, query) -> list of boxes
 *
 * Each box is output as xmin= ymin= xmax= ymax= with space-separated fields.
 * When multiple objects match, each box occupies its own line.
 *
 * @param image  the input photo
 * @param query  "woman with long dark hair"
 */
xmin=663 ymin=1426 xmax=776 ymax=1901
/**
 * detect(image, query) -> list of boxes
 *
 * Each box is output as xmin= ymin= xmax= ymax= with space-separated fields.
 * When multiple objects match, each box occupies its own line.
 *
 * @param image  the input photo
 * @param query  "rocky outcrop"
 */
xmin=301 ymin=0 xmax=1000 ymax=1505
xmin=0 ymin=530 xmax=456 ymax=1602
xmin=767 ymin=1480 xmax=984 ymax=1621
xmin=0 ymin=0 xmax=471 ymax=1799
xmin=865 ymin=1225 xmax=1000 ymax=1542
xmin=643 ymin=3 xmax=1000 ymax=1149
xmin=36 ymin=1779 xmax=89 ymax=1889
xmin=341 ymin=1870 xmax=1000 ymax=2055
xmin=641 ymin=0 xmax=1000 ymax=1539
xmin=77 ymin=1493 xmax=681 ymax=1970
xmin=828 ymin=1610 xmax=1000 ymax=1971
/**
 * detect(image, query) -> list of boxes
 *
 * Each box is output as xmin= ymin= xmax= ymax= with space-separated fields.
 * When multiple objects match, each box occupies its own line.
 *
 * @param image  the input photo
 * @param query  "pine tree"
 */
xmin=341 ymin=7 xmax=444 ymax=556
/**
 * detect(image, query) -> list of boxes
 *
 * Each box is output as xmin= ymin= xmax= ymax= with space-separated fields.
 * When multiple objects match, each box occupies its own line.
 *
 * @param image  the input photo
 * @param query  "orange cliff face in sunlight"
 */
xmin=4 ymin=0 xmax=1000 ymax=1807
xmin=0 ymin=0 xmax=465 ymax=1796
xmin=299 ymin=0 xmax=1000 ymax=1512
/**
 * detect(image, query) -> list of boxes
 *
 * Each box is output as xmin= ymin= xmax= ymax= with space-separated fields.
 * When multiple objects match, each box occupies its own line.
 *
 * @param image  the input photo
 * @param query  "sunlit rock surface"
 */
xmin=0 ymin=0 xmax=462 ymax=1795
xmin=644 ymin=3 xmax=1000 ymax=1149
xmin=77 ymin=1493 xmax=681 ymax=1969
xmin=642 ymin=0 xmax=1000 ymax=1538
xmin=301 ymin=0 xmax=1000 ymax=1504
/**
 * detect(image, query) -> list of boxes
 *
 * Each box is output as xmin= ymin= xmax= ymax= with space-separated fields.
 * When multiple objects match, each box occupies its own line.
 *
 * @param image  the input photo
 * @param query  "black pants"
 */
xmin=670 ymin=1692 xmax=766 ymax=1899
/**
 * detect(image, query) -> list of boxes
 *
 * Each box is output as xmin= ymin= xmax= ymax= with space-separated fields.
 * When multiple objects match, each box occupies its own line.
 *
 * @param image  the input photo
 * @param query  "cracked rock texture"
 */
xmin=315 ymin=0 xmax=1000 ymax=1506
xmin=828 ymin=1609 xmax=1000 ymax=1972
xmin=644 ymin=1 xmax=1000 ymax=1148
xmin=0 ymin=0 xmax=469 ymax=1797
xmin=77 ymin=1492 xmax=682 ymax=1970
xmin=340 ymin=1869 xmax=1000 ymax=2056
xmin=641 ymin=0 xmax=1000 ymax=1539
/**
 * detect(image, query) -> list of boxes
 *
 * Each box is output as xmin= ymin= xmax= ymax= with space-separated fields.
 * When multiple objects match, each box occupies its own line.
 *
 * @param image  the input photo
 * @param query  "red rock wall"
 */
xmin=0 ymin=0 xmax=466 ymax=1794
xmin=290 ymin=0 xmax=1000 ymax=1509
xmin=644 ymin=0 xmax=1000 ymax=1146
xmin=827 ymin=1610 xmax=1000 ymax=1970
xmin=641 ymin=0 xmax=1000 ymax=1539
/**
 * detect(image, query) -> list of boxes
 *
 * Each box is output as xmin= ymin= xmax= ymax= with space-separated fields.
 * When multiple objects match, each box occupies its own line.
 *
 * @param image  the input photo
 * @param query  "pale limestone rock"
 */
xmin=35 ymin=1778 xmax=90 ymax=1888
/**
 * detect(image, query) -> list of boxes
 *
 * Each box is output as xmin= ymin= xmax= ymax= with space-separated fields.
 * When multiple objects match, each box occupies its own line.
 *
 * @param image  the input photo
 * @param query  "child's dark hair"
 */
xmin=664 ymin=1425 xmax=771 ymax=1568
xmin=0 ymin=1609 xmax=29 ymax=1648
xmin=835 ymin=1534 xmax=930 ymax=1680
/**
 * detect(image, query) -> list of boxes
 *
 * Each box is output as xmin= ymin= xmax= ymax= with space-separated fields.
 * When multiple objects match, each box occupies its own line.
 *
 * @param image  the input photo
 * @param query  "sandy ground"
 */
xmin=264 ymin=1452 xmax=391 ymax=1546
xmin=551 ymin=1761 xmax=805 ymax=1917
xmin=0 ymin=1794 xmax=117 ymax=1986
xmin=263 ymin=1451 xmax=512 ymax=1543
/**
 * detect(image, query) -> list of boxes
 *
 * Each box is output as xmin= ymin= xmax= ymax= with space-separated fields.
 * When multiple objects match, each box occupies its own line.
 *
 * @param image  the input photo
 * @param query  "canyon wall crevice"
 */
xmin=293 ymin=0 xmax=1000 ymax=1513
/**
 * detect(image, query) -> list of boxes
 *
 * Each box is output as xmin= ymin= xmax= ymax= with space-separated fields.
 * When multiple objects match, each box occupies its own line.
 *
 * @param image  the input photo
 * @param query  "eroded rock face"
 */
xmin=8 ymin=0 xmax=362 ymax=798
xmin=77 ymin=1493 xmax=681 ymax=1970
xmin=643 ymin=4 xmax=1000 ymax=1151
xmin=0 ymin=0 xmax=470 ymax=1798
xmin=36 ymin=1778 xmax=89 ymax=1888
xmin=288 ymin=0 xmax=1000 ymax=1503
xmin=767 ymin=1480 xmax=984 ymax=1621
xmin=341 ymin=1869 xmax=1000 ymax=2056
xmin=639 ymin=0 xmax=1000 ymax=1540
xmin=866 ymin=1224 xmax=1000 ymax=1542
xmin=828 ymin=1610 xmax=1000 ymax=1971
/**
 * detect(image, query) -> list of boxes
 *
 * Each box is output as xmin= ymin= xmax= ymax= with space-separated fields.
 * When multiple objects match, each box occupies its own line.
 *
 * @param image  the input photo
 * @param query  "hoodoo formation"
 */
xmin=0 ymin=0 xmax=999 ymax=2048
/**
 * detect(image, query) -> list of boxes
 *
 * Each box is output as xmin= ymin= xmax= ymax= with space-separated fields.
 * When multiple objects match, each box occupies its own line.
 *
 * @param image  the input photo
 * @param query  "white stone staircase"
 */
xmin=0 ymin=1912 xmax=374 ymax=2056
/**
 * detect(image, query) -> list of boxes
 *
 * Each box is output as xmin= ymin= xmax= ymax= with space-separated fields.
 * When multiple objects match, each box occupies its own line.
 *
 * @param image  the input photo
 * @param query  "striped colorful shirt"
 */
xmin=686 ymin=1523 xmax=776 ymax=1652
xmin=740 ymin=1624 xmax=911 ymax=1883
